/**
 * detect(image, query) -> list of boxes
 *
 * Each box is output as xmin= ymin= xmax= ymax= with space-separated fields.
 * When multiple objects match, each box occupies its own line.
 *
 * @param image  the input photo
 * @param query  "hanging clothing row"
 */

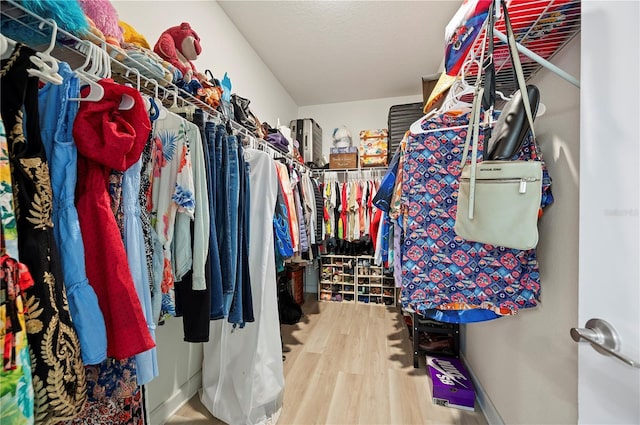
xmin=0 ymin=25 xmax=312 ymax=422
xmin=320 ymin=172 xmax=397 ymax=268
xmin=377 ymin=102 xmax=554 ymax=325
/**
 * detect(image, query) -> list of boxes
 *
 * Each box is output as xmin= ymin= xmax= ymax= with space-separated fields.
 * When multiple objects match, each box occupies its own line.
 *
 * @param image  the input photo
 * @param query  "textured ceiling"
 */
xmin=218 ymin=1 xmax=462 ymax=106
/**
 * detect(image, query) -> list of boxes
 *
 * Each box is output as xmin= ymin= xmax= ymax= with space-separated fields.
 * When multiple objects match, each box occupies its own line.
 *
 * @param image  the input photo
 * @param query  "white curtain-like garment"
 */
xmin=201 ymin=149 xmax=285 ymax=425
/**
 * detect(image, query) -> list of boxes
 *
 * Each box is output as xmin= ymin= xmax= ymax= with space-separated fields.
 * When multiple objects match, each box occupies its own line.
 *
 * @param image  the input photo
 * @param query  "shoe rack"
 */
xmin=319 ymin=255 xmax=356 ymax=303
xmin=355 ymin=256 xmax=396 ymax=306
xmin=319 ymin=255 xmax=396 ymax=306
xmin=408 ymin=313 xmax=460 ymax=369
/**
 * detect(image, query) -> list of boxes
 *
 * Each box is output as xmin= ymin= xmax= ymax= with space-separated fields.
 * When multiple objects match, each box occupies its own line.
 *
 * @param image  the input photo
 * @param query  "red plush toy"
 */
xmin=153 ymin=22 xmax=203 ymax=83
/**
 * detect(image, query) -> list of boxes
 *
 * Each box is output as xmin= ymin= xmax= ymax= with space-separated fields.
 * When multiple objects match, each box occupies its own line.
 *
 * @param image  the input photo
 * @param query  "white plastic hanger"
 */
xmin=145 ymin=79 xmax=167 ymax=119
xmin=0 ymin=34 xmax=17 ymax=60
xmin=124 ymin=68 xmax=144 ymax=112
xmin=69 ymin=42 xmax=104 ymax=102
xmin=168 ymin=86 xmax=196 ymax=118
xmin=27 ymin=19 xmax=63 ymax=85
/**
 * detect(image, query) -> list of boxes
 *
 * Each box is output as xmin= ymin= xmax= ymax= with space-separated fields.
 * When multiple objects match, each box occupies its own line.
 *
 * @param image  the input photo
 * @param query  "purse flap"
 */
xmin=461 ymin=160 xmax=542 ymax=180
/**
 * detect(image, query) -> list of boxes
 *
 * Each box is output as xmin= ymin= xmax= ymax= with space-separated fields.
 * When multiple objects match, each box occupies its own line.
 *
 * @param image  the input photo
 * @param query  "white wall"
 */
xmin=463 ymin=36 xmax=581 ymax=424
xmin=298 ymin=94 xmax=423 ymax=162
xmin=113 ymin=2 xmax=300 ymax=422
xmin=114 ymin=0 xmax=298 ymax=126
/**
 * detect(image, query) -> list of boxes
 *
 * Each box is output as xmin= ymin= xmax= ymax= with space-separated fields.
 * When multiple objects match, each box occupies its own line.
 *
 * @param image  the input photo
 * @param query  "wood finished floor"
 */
xmin=166 ymin=295 xmax=487 ymax=425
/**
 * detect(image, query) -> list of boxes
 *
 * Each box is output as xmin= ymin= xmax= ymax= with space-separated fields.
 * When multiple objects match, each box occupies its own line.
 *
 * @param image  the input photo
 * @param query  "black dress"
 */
xmin=0 ymin=44 xmax=86 ymax=424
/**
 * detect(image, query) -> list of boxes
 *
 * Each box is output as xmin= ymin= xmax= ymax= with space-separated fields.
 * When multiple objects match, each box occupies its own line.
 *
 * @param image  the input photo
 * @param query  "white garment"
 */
xmin=201 ymin=149 xmax=284 ymax=425
xmin=374 ymin=212 xmax=384 ymax=266
xmin=301 ymin=173 xmax=316 ymax=245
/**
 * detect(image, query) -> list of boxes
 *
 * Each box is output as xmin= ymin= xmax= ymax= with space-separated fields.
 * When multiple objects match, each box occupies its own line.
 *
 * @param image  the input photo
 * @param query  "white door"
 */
xmin=577 ymin=1 xmax=640 ymax=423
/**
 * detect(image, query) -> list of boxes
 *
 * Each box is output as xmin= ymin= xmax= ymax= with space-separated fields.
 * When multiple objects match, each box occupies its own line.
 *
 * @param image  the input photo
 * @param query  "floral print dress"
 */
xmin=0 ymin=255 xmax=35 ymax=425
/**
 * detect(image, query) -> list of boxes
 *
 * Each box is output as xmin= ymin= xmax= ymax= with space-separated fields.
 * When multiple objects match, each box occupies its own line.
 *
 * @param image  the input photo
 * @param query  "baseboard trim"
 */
xmin=149 ymin=371 xmax=202 ymax=425
xmin=461 ymin=354 xmax=504 ymax=425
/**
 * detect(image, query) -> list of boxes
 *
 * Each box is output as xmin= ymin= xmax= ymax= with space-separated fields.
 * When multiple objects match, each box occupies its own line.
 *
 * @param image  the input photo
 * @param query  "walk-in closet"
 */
xmin=1 ymin=1 xmax=638 ymax=424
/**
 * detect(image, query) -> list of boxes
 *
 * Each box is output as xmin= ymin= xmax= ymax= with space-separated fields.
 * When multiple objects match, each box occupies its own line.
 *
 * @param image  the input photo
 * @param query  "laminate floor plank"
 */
xmin=168 ymin=295 xmax=488 ymax=425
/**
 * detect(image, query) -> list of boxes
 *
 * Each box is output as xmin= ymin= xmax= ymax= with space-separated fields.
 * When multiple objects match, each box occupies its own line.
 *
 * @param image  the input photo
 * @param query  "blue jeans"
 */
xmin=223 ymin=134 xmax=240 ymax=316
xmin=228 ymin=143 xmax=254 ymax=325
xmin=205 ymin=122 xmax=224 ymax=319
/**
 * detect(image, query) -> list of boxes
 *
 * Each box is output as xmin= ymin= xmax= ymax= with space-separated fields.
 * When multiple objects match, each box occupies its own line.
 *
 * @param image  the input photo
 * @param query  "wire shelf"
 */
xmin=463 ymin=0 xmax=581 ymax=96
xmin=0 ymin=0 xmax=309 ymax=171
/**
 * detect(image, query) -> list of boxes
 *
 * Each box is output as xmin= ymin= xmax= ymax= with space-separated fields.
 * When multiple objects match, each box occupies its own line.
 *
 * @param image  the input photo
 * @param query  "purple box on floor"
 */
xmin=427 ymin=356 xmax=475 ymax=411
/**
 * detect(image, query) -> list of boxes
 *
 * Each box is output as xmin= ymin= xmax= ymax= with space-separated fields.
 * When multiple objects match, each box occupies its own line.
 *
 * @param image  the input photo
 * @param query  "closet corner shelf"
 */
xmin=465 ymin=0 xmax=581 ymax=93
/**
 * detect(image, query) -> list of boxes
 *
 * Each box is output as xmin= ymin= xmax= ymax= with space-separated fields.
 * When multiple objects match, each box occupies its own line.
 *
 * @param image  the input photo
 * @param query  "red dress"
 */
xmin=73 ymin=80 xmax=155 ymax=359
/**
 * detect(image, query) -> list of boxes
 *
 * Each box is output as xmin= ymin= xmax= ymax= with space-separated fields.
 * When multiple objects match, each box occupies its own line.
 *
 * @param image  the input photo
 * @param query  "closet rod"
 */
xmin=1 ymin=0 xmax=312 ymax=173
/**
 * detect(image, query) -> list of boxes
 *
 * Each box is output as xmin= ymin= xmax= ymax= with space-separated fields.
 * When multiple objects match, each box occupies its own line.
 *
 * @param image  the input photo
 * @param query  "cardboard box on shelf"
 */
xmin=329 ymin=152 xmax=358 ymax=169
xmin=427 ymin=356 xmax=475 ymax=411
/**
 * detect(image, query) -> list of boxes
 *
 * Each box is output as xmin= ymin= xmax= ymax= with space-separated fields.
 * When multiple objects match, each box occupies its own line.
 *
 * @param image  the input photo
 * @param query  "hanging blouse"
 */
xmin=73 ymin=78 xmax=155 ymax=359
xmin=301 ymin=173 xmax=316 ymax=245
xmin=312 ymin=179 xmax=324 ymax=243
xmin=400 ymin=111 xmax=553 ymax=323
xmin=38 ymin=62 xmax=108 ymax=366
xmin=274 ymin=162 xmax=298 ymax=252
xmin=150 ymin=111 xmax=196 ymax=317
xmin=0 ymin=120 xmax=18 ymax=259
xmin=0 ymin=254 xmax=34 ymax=425
xmin=183 ymin=120 xmax=209 ymax=291
xmin=1 ymin=43 xmax=87 ymax=424
xmin=123 ymin=158 xmax=158 ymax=385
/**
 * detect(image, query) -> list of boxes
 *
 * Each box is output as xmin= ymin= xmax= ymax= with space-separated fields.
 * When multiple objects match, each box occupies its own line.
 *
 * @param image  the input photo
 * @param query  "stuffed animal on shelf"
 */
xmin=78 ymin=0 xmax=123 ymax=47
xmin=153 ymin=22 xmax=205 ymax=86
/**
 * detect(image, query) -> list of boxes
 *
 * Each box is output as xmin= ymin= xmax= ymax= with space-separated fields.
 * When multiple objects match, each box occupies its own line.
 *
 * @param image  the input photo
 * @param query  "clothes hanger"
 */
xmin=86 ymin=40 xmax=103 ymax=78
xmin=168 ymin=86 xmax=196 ymax=118
xmin=409 ymin=24 xmax=492 ymax=135
xmin=27 ymin=19 xmax=63 ymax=85
xmin=69 ymin=42 xmax=105 ymax=102
xmin=144 ymin=79 xmax=167 ymax=119
xmin=101 ymin=43 xmax=112 ymax=80
xmin=0 ymin=34 xmax=17 ymax=60
xmin=123 ymin=68 xmax=142 ymax=112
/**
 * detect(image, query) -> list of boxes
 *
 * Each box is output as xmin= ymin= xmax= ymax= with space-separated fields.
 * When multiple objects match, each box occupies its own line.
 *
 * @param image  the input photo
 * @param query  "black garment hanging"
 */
xmin=0 ymin=43 xmax=87 ymax=423
xmin=311 ymin=178 xmax=324 ymax=243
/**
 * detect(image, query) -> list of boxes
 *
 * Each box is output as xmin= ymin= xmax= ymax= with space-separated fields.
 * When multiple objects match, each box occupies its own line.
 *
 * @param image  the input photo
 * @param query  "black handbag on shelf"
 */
xmin=230 ymin=93 xmax=262 ymax=137
xmin=483 ymin=0 xmax=540 ymax=161
xmin=486 ymin=84 xmax=540 ymax=160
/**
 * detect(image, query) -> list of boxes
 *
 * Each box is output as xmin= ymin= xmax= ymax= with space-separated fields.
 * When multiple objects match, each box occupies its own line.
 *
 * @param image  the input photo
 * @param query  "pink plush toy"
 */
xmin=78 ymin=0 xmax=123 ymax=47
xmin=153 ymin=23 xmax=203 ymax=83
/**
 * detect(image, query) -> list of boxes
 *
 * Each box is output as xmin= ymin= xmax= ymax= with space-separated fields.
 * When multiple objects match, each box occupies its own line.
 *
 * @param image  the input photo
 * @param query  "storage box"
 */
xmin=330 ymin=146 xmax=358 ymax=154
xmin=359 ymin=129 xmax=388 ymax=167
xmin=427 ymin=356 xmax=475 ymax=411
xmin=330 ymin=152 xmax=358 ymax=169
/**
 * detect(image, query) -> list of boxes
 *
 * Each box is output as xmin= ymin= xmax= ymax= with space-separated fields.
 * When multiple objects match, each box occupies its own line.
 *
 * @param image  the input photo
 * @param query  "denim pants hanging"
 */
xmin=228 ymin=144 xmax=254 ymax=325
xmin=223 ymin=134 xmax=240 ymax=316
xmin=202 ymin=122 xmax=224 ymax=320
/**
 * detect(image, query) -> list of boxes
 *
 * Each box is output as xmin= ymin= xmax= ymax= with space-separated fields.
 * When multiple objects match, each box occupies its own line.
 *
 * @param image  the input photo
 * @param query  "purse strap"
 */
xmin=460 ymin=85 xmax=484 ymax=219
xmin=501 ymin=0 xmax=536 ymax=142
xmin=459 ymin=1 xmax=538 ymax=221
xmin=482 ymin=0 xmax=496 ymax=112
